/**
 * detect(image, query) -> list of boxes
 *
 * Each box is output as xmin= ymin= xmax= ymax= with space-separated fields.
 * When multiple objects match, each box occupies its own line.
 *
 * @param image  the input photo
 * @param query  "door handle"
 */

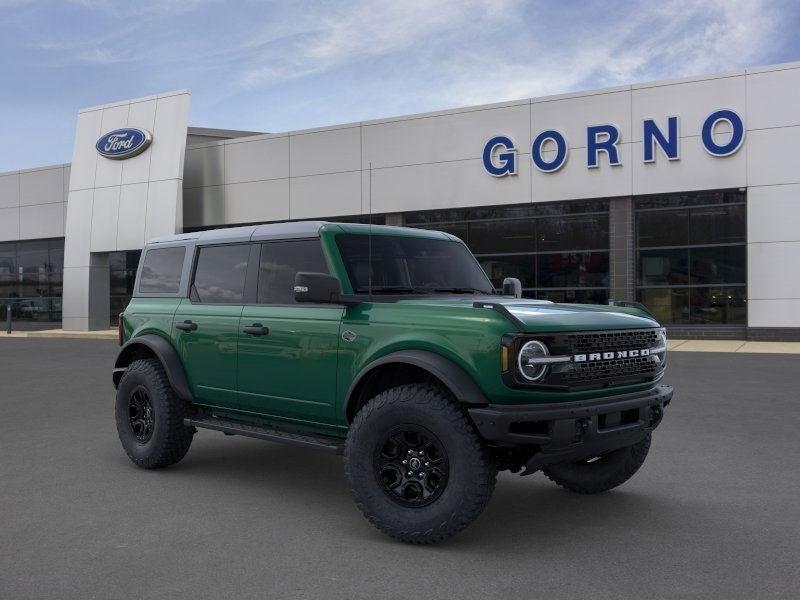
xmin=242 ymin=324 xmax=269 ymax=336
xmin=175 ymin=320 xmax=198 ymax=332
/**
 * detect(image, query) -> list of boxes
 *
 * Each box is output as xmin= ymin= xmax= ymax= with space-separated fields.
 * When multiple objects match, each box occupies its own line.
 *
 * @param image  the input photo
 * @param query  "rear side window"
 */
xmin=192 ymin=244 xmax=251 ymax=304
xmin=138 ymin=247 xmax=185 ymax=294
xmin=258 ymin=240 xmax=329 ymax=304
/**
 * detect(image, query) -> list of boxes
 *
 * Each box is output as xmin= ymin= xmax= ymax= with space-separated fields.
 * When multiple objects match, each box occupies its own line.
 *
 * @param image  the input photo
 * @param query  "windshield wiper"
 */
xmin=354 ymin=286 xmax=427 ymax=295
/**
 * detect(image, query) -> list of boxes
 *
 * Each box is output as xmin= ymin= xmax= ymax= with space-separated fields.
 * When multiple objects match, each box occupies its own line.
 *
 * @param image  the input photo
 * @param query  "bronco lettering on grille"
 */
xmin=573 ymin=348 xmax=651 ymax=362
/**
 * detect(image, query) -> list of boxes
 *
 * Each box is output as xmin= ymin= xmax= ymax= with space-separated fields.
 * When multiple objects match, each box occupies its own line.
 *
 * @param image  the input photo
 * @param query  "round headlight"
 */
xmin=517 ymin=340 xmax=550 ymax=382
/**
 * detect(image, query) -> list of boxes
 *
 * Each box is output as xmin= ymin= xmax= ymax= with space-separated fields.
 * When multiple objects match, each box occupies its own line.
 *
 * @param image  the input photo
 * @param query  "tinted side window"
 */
xmin=258 ymin=240 xmax=329 ymax=304
xmin=139 ymin=247 xmax=185 ymax=294
xmin=193 ymin=244 xmax=250 ymax=304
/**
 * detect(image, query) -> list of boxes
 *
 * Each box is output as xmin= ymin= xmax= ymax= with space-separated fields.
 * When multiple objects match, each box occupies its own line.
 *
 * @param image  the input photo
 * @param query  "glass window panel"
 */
xmin=635 ymin=189 xmax=745 ymax=210
xmin=636 ymin=210 xmax=689 ymax=247
xmin=48 ymin=242 xmax=64 ymax=272
xmin=258 ymin=240 xmax=329 ymax=304
xmin=537 ymin=288 xmax=608 ymax=304
xmin=638 ymin=249 xmax=689 ymax=286
xmin=412 ymin=222 xmax=468 ymax=243
xmin=690 ymin=245 xmax=746 ymax=285
xmin=193 ymin=244 xmax=250 ymax=304
xmin=535 ymin=200 xmax=610 ymax=215
xmin=139 ymin=246 xmax=186 ymax=294
xmin=335 ymin=234 xmax=494 ymax=294
xmin=690 ymin=286 xmax=746 ymax=325
xmin=0 ymin=274 xmax=19 ymax=298
xmin=538 ymin=215 xmax=608 ymax=251
xmin=18 ymin=240 xmax=50 ymax=274
xmin=639 ymin=287 xmax=691 ymax=324
xmin=478 ymin=256 xmax=535 ymax=288
xmin=0 ymin=242 xmax=17 ymax=275
xmin=468 ymin=219 xmax=535 ymax=254
xmin=689 ymin=205 xmax=746 ymax=245
xmin=537 ymin=252 xmax=609 ymax=288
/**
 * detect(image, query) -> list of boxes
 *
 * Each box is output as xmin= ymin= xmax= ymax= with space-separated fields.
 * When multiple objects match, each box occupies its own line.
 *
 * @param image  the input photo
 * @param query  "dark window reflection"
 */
xmin=690 ymin=287 xmax=747 ymax=324
xmin=637 ymin=210 xmax=688 ymax=247
xmin=538 ymin=252 xmax=609 ymax=288
xmin=258 ymin=240 xmax=329 ymax=304
xmin=0 ymin=238 xmax=65 ymax=323
xmin=404 ymin=201 xmax=611 ymax=304
xmin=193 ymin=244 xmax=250 ymax=304
xmin=690 ymin=246 xmax=746 ymax=285
xmin=479 ymin=256 xmax=535 ymax=288
xmin=139 ymin=247 xmax=185 ymax=294
xmin=689 ymin=205 xmax=746 ymax=245
xmin=538 ymin=215 xmax=608 ymax=251
xmin=639 ymin=249 xmax=689 ymax=286
xmin=636 ymin=189 xmax=746 ymax=325
xmin=469 ymin=220 xmax=535 ymax=254
xmin=639 ymin=288 xmax=691 ymax=324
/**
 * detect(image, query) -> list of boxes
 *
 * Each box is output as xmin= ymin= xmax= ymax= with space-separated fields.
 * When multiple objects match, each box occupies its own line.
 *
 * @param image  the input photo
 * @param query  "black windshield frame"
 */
xmin=335 ymin=233 xmax=495 ymax=296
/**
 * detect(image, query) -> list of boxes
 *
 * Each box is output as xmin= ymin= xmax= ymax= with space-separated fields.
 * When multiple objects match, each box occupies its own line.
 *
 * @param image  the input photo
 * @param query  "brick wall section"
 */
xmin=609 ymin=197 xmax=634 ymax=303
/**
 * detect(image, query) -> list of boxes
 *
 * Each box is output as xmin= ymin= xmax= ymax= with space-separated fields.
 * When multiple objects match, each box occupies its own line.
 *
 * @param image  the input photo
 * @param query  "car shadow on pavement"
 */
xmin=147 ymin=433 xmax=680 ymax=550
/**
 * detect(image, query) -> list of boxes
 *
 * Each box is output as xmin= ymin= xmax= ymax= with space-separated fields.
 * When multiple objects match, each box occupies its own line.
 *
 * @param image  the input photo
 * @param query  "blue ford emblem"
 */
xmin=96 ymin=128 xmax=152 ymax=160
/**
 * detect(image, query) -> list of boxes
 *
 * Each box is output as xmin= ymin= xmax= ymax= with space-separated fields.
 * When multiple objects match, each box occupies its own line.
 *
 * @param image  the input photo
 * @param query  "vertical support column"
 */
xmin=609 ymin=197 xmax=634 ymax=303
xmin=62 ymin=252 xmax=110 ymax=330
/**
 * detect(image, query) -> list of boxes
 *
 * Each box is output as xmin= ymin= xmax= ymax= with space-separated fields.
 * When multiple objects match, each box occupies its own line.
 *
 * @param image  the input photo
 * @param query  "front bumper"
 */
xmin=468 ymin=384 xmax=673 ymax=473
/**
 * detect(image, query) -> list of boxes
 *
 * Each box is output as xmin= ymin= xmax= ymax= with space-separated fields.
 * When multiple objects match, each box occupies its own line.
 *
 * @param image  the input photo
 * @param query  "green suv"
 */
xmin=113 ymin=221 xmax=672 ymax=544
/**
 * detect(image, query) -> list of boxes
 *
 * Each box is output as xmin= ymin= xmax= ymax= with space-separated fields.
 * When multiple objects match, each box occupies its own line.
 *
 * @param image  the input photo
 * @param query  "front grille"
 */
xmin=515 ymin=328 xmax=665 ymax=391
xmin=563 ymin=354 xmax=658 ymax=387
xmin=565 ymin=330 xmax=660 ymax=354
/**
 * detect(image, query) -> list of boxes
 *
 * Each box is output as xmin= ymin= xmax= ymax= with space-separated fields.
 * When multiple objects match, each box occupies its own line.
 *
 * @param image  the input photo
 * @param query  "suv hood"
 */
xmin=397 ymin=296 xmax=659 ymax=332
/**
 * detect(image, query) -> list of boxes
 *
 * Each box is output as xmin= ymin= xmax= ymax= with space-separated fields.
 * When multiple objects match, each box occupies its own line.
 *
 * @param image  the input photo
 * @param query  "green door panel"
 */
xmin=173 ymin=298 xmax=242 ymax=408
xmin=237 ymin=305 xmax=344 ymax=425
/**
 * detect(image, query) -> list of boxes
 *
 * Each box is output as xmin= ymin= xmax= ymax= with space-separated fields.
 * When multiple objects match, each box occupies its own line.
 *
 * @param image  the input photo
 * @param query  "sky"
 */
xmin=0 ymin=0 xmax=798 ymax=171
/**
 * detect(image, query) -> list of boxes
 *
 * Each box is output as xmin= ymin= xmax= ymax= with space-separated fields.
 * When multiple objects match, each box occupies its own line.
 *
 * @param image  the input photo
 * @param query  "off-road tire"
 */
xmin=115 ymin=358 xmax=194 ymax=469
xmin=542 ymin=434 xmax=651 ymax=494
xmin=345 ymin=384 xmax=497 ymax=544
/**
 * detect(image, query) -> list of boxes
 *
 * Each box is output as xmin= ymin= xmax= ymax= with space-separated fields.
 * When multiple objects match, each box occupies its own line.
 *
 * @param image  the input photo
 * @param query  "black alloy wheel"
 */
xmin=375 ymin=424 xmax=449 ymax=507
xmin=128 ymin=386 xmax=154 ymax=443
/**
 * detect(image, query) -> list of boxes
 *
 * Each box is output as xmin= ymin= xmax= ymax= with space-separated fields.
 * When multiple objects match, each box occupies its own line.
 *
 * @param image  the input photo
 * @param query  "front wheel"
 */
xmin=542 ymin=434 xmax=652 ymax=494
xmin=344 ymin=384 xmax=497 ymax=544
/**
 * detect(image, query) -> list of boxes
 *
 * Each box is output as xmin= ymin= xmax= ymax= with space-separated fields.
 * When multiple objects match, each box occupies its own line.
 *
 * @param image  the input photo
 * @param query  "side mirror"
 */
xmin=294 ymin=272 xmax=340 ymax=303
xmin=502 ymin=277 xmax=522 ymax=298
xmin=294 ymin=272 xmax=360 ymax=306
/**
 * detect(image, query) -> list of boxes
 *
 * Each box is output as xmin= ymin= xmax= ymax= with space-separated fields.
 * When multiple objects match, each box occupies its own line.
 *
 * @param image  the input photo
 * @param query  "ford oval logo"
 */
xmin=96 ymin=128 xmax=152 ymax=160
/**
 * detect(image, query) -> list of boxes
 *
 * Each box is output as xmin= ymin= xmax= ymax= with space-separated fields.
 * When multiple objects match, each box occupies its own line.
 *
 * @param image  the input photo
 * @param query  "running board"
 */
xmin=185 ymin=415 xmax=345 ymax=455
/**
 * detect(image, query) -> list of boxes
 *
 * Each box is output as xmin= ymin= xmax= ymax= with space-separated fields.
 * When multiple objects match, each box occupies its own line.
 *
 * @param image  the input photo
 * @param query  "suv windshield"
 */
xmin=335 ymin=233 xmax=495 ymax=295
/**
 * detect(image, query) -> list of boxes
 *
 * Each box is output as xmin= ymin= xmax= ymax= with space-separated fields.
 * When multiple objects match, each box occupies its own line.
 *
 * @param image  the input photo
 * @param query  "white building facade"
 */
xmin=0 ymin=62 xmax=798 ymax=338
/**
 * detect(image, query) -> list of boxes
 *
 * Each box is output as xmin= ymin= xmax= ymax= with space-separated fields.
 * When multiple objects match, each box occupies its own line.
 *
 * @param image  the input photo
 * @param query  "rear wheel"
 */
xmin=115 ymin=358 xmax=194 ymax=469
xmin=345 ymin=384 xmax=497 ymax=544
xmin=542 ymin=434 xmax=651 ymax=494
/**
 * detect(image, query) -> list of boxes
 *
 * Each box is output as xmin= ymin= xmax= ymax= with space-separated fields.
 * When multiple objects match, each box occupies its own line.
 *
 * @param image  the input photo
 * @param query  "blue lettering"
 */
xmin=643 ymin=116 xmax=679 ymax=162
xmin=587 ymin=124 xmax=621 ymax=168
xmin=482 ymin=135 xmax=517 ymax=176
xmin=531 ymin=130 xmax=568 ymax=173
xmin=702 ymin=109 xmax=745 ymax=157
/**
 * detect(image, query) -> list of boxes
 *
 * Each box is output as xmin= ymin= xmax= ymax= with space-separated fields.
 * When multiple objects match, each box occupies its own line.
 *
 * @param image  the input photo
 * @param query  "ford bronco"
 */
xmin=113 ymin=221 xmax=672 ymax=544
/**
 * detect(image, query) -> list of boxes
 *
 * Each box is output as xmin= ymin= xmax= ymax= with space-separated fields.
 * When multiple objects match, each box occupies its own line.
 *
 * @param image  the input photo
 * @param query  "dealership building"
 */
xmin=0 ymin=61 xmax=798 ymax=338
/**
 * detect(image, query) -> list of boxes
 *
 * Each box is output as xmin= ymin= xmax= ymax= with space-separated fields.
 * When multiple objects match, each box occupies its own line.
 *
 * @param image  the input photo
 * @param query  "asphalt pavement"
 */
xmin=0 ymin=338 xmax=798 ymax=599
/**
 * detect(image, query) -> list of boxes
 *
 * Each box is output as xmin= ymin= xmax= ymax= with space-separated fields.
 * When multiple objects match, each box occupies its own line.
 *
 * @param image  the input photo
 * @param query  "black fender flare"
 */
xmin=344 ymin=349 xmax=489 ymax=419
xmin=113 ymin=334 xmax=192 ymax=401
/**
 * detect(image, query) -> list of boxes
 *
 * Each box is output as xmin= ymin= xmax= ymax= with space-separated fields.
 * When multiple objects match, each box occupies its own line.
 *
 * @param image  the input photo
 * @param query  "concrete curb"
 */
xmin=668 ymin=339 xmax=800 ymax=354
xmin=0 ymin=329 xmax=117 ymax=341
